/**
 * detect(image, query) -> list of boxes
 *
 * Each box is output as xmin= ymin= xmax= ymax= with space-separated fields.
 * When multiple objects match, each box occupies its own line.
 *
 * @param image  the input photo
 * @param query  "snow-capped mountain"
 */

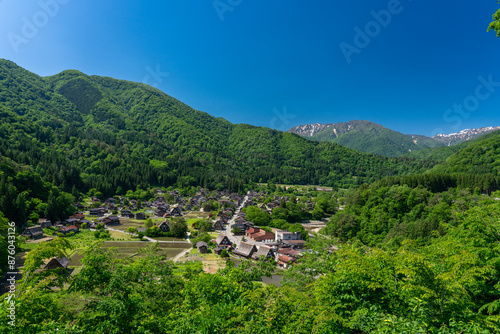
xmin=287 ymin=121 xmax=500 ymax=157
xmin=287 ymin=123 xmax=334 ymax=137
xmin=432 ymin=126 xmax=500 ymax=146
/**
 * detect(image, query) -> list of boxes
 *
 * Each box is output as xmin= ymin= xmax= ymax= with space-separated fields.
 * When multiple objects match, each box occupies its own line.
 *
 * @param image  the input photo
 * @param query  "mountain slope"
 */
xmin=0 ymin=59 xmax=436 ymax=196
xmin=403 ymin=130 xmax=500 ymax=161
xmin=432 ymin=127 xmax=500 ymax=146
xmin=288 ymin=120 xmax=443 ymax=157
xmin=429 ymin=131 xmax=500 ymax=175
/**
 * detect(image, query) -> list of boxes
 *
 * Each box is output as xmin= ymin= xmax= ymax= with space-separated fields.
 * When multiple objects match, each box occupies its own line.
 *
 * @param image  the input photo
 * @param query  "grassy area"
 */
xmin=183 ymin=248 xmax=226 ymax=273
xmin=69 ymin=241 xmax=191 ymax=266
xmin=107 ymin=230 xmax=135 ymax=240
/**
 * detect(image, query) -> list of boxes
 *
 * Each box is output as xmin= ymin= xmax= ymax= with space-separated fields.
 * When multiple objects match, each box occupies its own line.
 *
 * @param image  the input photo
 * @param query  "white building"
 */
xmin=275 ymin=230 xmax=301 ymax=242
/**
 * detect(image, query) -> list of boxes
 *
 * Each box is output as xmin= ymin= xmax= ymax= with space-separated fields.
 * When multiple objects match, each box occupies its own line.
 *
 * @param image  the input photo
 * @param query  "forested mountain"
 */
xmin=288 ymin=120 xmax=444 ymax=157
xmin=0 ymin=59 xmax=435 ymax=196
xmin=432 ymin=126 xmax=500 ymax=146
xmin=429 ymin=131 xmax=500 ymax=175
xmin=288 ymin=120 xmax=500 ymax=157
xmin=403 ymin=130 xmax=500 ymax=161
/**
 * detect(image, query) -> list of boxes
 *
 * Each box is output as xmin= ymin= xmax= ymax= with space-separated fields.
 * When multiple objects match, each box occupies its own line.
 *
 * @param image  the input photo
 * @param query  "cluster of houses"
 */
xmin=212 ymin=230 xmax=305 ymax=269
xmin=21 ymin=216 xmax=84 ymax=239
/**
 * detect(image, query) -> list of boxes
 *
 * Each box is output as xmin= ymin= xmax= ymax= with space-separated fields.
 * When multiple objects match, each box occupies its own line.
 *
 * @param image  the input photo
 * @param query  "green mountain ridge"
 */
xmin=402 ymin=130 xmax=500 ymax=161
xmin=0 ymin=59 xmax=436 ymax=197
xmin=288 ymin=120 xmax=444 ymax=157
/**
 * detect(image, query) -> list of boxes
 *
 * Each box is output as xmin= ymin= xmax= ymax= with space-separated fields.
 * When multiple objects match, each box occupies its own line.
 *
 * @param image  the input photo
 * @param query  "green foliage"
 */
xmin=21 ymin=237 xmax=74 ymax=290
xmin=145 ymin=226 xmax=163 ymax=237
xmin=193 ymin=218 xmax=212 ymax=233
xmin=324 ymin=183 xmax=488 ymax=248
xmin=488 ymin=1 xmax=500 ymax=37
xmin=7 ymin=203 xmax=500 ymax=333
xmin=170 ymin=218 xmax=188 ymax=238
xmin=191 ymin=232 xmax=213 ymax=248
xmin=245 ymin=206 xmax=271 ymax=225
xmin=144 ymin=218 xmax=153 ymax=228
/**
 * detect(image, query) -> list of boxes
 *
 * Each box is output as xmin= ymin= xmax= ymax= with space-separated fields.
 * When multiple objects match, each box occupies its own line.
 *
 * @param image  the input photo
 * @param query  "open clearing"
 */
xmin=69 ymin=241 xmax=191 ymax=266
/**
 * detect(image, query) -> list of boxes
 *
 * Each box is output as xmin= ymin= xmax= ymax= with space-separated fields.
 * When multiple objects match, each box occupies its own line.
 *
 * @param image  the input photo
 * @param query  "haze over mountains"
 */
xmin=287 ymin=121 xmax=500 ymax=157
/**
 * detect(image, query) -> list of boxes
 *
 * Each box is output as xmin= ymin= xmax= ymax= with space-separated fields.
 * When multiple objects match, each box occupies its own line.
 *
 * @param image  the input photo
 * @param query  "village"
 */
xmin=19 ymin=186 xmax=335 ymax=277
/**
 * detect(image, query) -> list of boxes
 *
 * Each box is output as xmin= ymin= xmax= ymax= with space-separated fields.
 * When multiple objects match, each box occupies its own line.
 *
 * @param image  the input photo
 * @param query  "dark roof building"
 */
xmin=252 ymin=245 xmax=275 ymax=260
xmin=233 ymin=242 xmax=257 ymax=259
xmin=196 ymin=241 xmax=209 ymax=254
xmin=22 ymin=225 xmax=44 ymax=239
xmin=215 ymin=233 xmax=232 ymax=248
xmin=44 ymin=257 xmax=70 ymax=270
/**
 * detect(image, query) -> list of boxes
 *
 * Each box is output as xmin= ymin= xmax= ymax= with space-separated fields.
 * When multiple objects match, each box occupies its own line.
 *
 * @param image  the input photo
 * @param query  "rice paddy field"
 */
xmin=69 ymin=241 xmax=191 ymax=267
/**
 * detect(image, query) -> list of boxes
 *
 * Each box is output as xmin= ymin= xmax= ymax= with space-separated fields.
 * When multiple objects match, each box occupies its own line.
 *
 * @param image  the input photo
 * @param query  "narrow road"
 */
xmin=225 ymin=194 xmax=249 ymax=246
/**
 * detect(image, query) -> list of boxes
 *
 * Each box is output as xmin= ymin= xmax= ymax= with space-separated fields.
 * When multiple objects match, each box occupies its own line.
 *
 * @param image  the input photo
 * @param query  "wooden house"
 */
xmin=121 ymin=209 xmax=135 ymax=218
xmin=158 ymin=220 xmax=170 ymax=233
xmin=196 ymin=241 xmax=209 ymax=254
xmin=213 ymin=220 xmax=225 ymax=230
xmin=89 ymin=208 xmax=105 ymax=216
xmin=103 ymin=216 xmax=120 ymax=226
xmin=22 ymin=225 xmax=44 ymax=239
xmin=252 ymin=245 xmax=275 ymax=260
xmin=215 ymin=233 xmax=232 ymax=248
xmin=44 ymin=257 xmax=70 ymax=271
xmin=246 ymin=227 xmax=275 ymax=243
xmin=277 ymin=255 xmax=295 ymax=269
xmin=65 ymin=218 xmax=80 ymax=226
xmin=38 ymin=218 xmax=52 ymax=228
xmin=233 ymin=242 xmax=257 ymax=259
xmin=170 ymin=206 xmax=182 ymax=217
xmin=76 ymin=219 xmax=90 ymax=228
xmin=60 ymin=225 xmax=79 ymax=235
xmin=136 ymin=212 xmax=146 ymax=220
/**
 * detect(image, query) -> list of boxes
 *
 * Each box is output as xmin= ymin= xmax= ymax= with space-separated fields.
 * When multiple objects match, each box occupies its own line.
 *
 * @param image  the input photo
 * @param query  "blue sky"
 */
xmin=0 ymin=0 xmax=499 ymax=136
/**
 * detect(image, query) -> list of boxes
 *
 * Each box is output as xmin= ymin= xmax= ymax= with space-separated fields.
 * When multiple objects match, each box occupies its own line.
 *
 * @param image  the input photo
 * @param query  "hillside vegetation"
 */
xmin=289 ymin=120 xmax=444 ymax=157
xmin=0 ymin=59 xmax=435 ymax=196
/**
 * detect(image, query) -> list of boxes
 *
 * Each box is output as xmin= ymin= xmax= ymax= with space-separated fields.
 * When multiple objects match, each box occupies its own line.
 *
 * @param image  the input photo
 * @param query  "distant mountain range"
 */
xmin=0 ymin=59 xmax=438 ymax=196
xmin=287 ymin=121 xmax=500 ymax=157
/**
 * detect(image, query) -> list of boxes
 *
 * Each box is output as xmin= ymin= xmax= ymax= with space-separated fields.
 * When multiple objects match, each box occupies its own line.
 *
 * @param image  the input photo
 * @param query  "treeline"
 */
xmin=0 ymin=158 xmax=75 ymax=228
xmin=373 ymin=172 xmax=499 ymax=194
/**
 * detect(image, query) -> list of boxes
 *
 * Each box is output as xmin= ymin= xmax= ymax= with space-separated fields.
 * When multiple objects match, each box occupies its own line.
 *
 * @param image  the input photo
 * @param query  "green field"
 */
xmin=69 ymin=241 xmax=190 ymax=266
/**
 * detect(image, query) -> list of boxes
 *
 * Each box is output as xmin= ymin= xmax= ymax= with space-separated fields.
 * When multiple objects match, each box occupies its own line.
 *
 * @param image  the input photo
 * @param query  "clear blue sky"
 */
xmin=1 ymin=0 xmax=499 ymax=136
